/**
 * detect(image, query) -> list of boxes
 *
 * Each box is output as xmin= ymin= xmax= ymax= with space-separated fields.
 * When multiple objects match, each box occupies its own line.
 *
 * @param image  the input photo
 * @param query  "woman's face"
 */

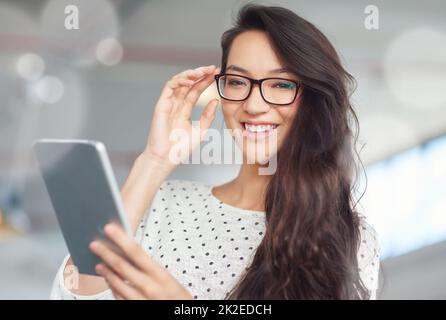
xmin=221 ymin=30 xmax=301 ymax=165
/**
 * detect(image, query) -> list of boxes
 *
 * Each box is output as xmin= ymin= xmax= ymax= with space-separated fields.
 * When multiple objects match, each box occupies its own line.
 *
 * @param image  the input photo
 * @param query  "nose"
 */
xmin=242 ymin=84 xmax=271 ymax=115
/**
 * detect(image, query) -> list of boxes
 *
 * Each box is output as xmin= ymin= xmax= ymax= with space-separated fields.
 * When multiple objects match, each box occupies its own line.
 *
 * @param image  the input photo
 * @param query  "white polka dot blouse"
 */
xmin=49 ymin=179 xmax=380 ymax=300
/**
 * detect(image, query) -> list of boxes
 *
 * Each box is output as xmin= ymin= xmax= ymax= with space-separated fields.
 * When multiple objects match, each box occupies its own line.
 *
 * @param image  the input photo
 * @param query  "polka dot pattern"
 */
xmin=357 ymin=214 xmax=381 ymax=299
xmin=50 ymin=179 xmax=380 ymax=300
xmin=134 ymin=179 xmax=266 ymax=300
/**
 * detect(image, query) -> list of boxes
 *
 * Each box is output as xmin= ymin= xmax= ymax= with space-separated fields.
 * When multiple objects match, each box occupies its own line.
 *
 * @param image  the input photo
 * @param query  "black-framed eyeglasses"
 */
xmin=214 ymin=73 xmax=301 ymax=106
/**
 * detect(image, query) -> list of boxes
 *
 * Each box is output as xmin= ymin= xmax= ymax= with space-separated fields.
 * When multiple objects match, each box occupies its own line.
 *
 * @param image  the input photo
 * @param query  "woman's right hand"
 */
xmin=141 ymin=65 xmax=221 ymax=169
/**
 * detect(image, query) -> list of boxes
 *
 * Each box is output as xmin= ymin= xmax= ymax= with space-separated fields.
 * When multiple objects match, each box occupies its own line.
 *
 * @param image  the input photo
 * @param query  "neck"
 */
xmin=230 ymin=163 xmax=271 ymax=211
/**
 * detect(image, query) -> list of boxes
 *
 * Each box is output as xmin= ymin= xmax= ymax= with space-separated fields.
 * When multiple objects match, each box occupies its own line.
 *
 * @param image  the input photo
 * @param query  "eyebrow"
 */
xmin=226 ymin=64 xmax=291 ymax=75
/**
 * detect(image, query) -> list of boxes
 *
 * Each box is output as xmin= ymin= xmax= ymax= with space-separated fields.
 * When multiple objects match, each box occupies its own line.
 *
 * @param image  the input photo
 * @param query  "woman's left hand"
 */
xmin=90 ymin=223 xmax=192 ymax=300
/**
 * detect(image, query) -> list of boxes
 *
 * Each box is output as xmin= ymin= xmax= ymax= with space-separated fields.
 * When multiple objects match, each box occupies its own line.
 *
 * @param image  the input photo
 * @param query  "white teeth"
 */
xmin=244 ymin=123 xmax=277 ymax=133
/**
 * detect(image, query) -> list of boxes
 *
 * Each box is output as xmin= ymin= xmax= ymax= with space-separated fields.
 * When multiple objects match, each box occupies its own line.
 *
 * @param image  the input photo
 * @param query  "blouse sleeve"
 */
xmin=357 ymin=217 xmax=381 ymax=300
xmin=49 ymin=254 xmax=115 ymax=300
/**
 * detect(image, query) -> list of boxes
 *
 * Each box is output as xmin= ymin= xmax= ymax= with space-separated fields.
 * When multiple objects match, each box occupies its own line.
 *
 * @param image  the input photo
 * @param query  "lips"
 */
xmin=239 ymin=121 xmax=279 ymax=140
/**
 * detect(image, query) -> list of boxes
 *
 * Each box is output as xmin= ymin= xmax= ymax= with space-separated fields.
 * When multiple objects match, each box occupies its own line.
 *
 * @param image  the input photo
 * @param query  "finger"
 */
xmin=171 ymin=85 xmax=193 ymax=116
xmin=157 ymin=66 xmax=214 ymax=115
xmin=172 ymin=66 xmax=218 ymax=115
xmin=172 ymin=65 xmax=215 ymax=81
xmin=179 ymin=68 xmax=220 ymax=119
xmin=114 ymin=293 xmax=124 ymax=300
xmin=102 ymin=224 xmax=164 ymax=277
xmin=162 ymin=72 xmax=208 ymax=116
xmin=98 ymin=263 xmax=161 ymax=300
xmin=96 ymin=264 xmax=144 ymax=300
xmin=90 ymin=240 xmax=151 ymax=285
xmin=198 ymin=98 xmax=219 ymax=141
xmin=159 ymin=78 xmax=192 ymax=101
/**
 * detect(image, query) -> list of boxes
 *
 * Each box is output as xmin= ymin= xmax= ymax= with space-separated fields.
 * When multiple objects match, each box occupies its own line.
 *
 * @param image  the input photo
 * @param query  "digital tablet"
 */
xmin=33 ymin=139 xmax=132 ymax=276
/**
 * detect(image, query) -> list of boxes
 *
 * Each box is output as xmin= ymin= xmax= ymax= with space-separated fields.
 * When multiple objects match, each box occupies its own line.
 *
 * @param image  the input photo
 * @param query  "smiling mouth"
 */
xmin=239 ymin=122 xmax=279 ymax=139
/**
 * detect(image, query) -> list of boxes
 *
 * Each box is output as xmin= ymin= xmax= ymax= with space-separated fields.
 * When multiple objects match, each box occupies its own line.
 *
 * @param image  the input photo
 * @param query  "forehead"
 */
xmin=227 ymin=30 xmax=286 ymax=75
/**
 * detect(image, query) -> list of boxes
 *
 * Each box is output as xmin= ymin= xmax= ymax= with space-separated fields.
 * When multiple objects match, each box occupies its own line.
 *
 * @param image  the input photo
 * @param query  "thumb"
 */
xmin=199 ymin=98 xmax=219 ymax=140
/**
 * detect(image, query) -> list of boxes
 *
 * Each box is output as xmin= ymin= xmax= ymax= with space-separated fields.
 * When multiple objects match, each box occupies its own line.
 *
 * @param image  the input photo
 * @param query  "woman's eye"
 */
xmin=228 ymin=79 xmax=246 ymax=86
xmin=272 ymin=82 xmax=295 ymax=89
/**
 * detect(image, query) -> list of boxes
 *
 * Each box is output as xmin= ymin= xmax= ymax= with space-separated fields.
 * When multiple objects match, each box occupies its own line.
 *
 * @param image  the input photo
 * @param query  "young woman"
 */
xmin=50 ymin=4 xmax=380 ymax=300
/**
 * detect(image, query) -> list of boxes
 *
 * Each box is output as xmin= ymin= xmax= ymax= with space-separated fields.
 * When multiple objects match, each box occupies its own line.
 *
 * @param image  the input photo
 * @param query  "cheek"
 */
xmin=221 ymin=102 xmax=240 ymax=129
xmin=276 ymin=105 xmax=299 ymax=148
xmin=284 ymin=97 xmax=300 ymax=121
xmin=279 ymin=107 xmax=298 ymax=133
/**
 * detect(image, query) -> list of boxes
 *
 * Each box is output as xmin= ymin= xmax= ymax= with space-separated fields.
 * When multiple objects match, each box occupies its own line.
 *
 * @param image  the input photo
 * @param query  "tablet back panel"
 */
xmin=34 ymin=140 xmax=131 ymax=275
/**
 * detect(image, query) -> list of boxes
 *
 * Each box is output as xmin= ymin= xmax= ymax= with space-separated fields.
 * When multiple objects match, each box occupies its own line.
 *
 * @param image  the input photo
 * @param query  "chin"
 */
xmin=242 ymin=146 xmax=278 ymax=165
xmin=228 ymin=120 xmax=283 ymax=164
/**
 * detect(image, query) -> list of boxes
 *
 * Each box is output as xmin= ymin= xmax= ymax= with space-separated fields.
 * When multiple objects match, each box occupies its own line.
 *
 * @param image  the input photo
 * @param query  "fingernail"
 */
xmin=90 ymin=241 xmax=98 ymax=251
xmin=95 ymin=264 xmax=103 ymax=274
xmin=104 ymin=224 xmax=114 ymax=234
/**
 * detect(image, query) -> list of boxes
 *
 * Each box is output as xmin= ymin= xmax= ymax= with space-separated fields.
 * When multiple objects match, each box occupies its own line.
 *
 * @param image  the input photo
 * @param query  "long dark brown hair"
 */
xmin=221 ymin=4 xmax=370 ymax=299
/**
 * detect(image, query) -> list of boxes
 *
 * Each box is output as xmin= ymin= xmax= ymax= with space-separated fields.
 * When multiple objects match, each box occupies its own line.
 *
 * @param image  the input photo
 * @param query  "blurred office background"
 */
xmin=1 ymin=0 xmax=445 ymax=299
